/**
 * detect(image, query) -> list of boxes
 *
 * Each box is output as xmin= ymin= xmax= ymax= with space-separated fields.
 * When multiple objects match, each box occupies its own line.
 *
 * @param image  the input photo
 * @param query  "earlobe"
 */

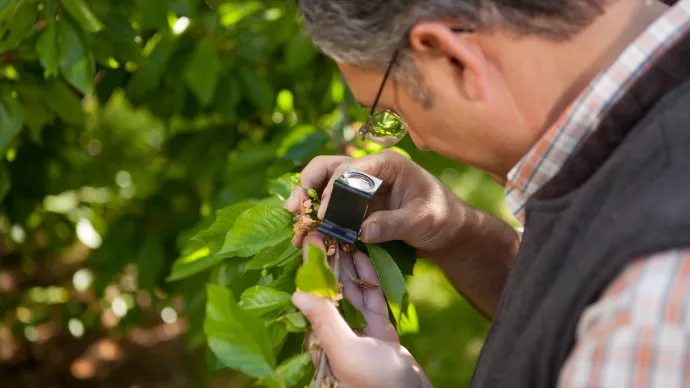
xmin=408 ymin=22 xmax=489 ymax=102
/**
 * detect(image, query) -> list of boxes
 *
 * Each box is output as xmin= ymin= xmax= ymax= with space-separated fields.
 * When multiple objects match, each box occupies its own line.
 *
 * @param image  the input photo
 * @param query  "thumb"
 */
xmin=292 ymin=291 xmax=357 ymax=356
xmin=360 ymin=210 xmax=409 ymax=244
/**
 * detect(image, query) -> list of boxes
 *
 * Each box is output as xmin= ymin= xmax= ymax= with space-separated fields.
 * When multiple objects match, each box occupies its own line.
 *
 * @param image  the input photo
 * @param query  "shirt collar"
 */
xmin=504 ymin=0 xmax=690 ymax=224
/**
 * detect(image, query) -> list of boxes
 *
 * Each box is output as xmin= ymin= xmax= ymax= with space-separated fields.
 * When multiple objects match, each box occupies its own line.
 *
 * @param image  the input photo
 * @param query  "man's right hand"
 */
xmin=284 ymin=149 xmax=469 ymax=256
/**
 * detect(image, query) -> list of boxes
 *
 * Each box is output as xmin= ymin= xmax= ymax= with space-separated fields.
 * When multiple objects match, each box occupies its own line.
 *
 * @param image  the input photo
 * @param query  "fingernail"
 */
xmin=360 ymin=221 xmax=379 ymax=243
xmin=284 ymin=191 xmax=296 ymax=211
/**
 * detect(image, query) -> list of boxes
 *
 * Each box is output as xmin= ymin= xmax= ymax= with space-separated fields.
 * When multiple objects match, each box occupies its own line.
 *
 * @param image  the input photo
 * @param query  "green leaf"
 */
xmin=266 ymin=321 xmax=288 ymax=347
xmin=341 ymin=297 xmax=367 ymax=330
xmin=246 ymin=239 xmax=299 ymax=271
xmin=295 ymin=243 xmax=337 ymax=298
xmin=13 ymin=81 xmax=53 ymax=137
xmin=209 ymin=258 xmax=245 ymax=287
xmin=36 ymin=0 xmax=58 ymax=77
xmin=61 ymin=0 xmax=103 ymax=33
xmin=213 ymin=74 xmax=241 ymax=123
xmin=205 ymin=346 xmax=226 ymax=373
xmin=218 ymin=1 xmax=262 ymax=26
xmin=269 ymin=258 xmax=300 ymax=293
xmin=167 ymin=246 xmax=224 ymax=282
xmin=0 ymin=88 xmax=23 ymax=154
xmin=210 ymin=259 xmax=262 ymax=299
xmin=126 ymin=32 xmax=176 ymax=101
xmin=204 ymin=284 xmax=275 ymax=378
xmin=239 ymin=286 xmax=291 ymax=316
xmin=398 ymin=297 xmax=419 ymax=335
xmin=250 ymin=196 xmax=285 ymax=207
xmin=136 ymin=236 xmax=165 ymax=291
xmin=285 ymin=34 xmax=317 ymax=70
xmin=194 ymin=203 xmax=255 ymax=251
xmin=0 ymin=163 xmax=9 ymax=204
xmin=261 ymin=353 xmax=313 ymax=388
xmin=378 ymin=241 xmax=417 ymax=277
xmin=0 ymin=0 xmax=37 ymax=54
xmin=277 ymin=312 xmax=307 ymax=333
xmin=43 ymin=80 xmax=84 ymax=125
xmin=280 ymin=130 xmax=328 ymax=162
xmin=227 ymin=144 xmax=276 ymax=172
xmin=367 ymin=244 xmax=406 ymax=324
xmin=277 ymin=353 xmax=313 ymax=386
xmin=219 ymin=206 xmax=293 ymax=257
xmin=267 ymin=173 xmax=299 ymax=201
xmin=0 ymin=0 xmax=10 ymax=12
xmin=238 ymin=67 xmax=275 ymax=113
xmin=58 ymin=19 xmax=94 ymax=94
xmin=37 ymin=28 xmax=59 ymax=77
xmin=184 ymin=37 xmax=222 ymax=106
xmin=136 ymin=0 xmax=169 ymax=29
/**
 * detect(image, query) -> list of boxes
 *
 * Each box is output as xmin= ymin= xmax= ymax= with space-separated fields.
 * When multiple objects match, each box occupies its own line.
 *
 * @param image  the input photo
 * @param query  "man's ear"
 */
xmin=408 ymin=22 xmax=488 ymax=101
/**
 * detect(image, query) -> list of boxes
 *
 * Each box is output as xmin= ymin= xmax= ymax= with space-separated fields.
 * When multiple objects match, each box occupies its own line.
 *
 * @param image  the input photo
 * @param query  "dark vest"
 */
xmin=470 ymin=28 xmax=690 ymax=387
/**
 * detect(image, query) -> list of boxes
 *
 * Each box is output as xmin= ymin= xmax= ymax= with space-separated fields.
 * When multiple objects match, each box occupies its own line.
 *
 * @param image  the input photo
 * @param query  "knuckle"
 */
xmin=310 ymin=154 xmax=330 ymax=165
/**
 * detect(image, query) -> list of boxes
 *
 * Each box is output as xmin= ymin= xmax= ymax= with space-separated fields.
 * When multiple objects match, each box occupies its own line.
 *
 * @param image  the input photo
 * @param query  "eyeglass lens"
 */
xmin=361 ymin=111 xmax=407 ymax=147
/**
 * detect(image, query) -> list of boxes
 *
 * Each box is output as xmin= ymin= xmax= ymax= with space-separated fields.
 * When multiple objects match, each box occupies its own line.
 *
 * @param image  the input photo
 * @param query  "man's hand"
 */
xmin=285 ymin=150 xmax=520 ymax=317
xmin=284 ymin=149 xmax=467 ymax=256
xmin=292 ymin=233 xmax=432 ymax=388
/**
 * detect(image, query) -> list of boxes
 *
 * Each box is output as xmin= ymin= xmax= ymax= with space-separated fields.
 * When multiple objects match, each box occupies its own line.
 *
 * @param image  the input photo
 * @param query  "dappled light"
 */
xmin=0 ymin=0 xmax=509 ymax=386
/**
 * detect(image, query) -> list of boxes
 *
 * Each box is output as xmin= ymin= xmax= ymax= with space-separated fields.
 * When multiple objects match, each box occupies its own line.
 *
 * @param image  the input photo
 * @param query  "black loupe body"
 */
xmin=317 ymin=167 xmax=383 ymax=245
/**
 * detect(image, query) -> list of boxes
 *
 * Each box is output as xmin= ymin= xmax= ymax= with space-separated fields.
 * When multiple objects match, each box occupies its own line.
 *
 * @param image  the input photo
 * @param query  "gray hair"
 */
xmin=297 ymin=0 xmax=606 ymax=71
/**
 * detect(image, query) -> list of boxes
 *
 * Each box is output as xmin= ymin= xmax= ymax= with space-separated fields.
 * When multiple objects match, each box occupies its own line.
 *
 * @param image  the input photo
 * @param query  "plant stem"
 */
xmin=314 ymin=351 xmax=328 ymax=388
xmin=314 ymin=244 xmax=341 ymax=388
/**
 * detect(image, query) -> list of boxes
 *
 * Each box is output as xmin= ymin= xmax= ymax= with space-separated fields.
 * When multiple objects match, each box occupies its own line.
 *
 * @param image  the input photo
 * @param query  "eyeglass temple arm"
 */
xmin=369 ymin=50 xmax=398 ymax=116
xmin=368 ymin=26 xmax=476 ymax=116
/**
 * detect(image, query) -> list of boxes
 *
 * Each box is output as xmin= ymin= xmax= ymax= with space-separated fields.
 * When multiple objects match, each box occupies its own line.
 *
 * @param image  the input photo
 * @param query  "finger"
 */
xmin=352 ymin=251 xmax=400 ymax=343
xmin=284 ymin=185 xmax=309 ymax=213
xmin=360 ymin=209 xmax=410 ymax=244
xmin=299 ymin=155 xmax=351 ymax=193
xmin=352 ymin=251 xmax=388 ymax=318
xmin=292 ymin=232 xmax=305 ymax=249
xmin=302 ymin=231 xmax=326 ymax=264
xmin=292 ymin=291 xmax=357 ymax=360
xmin=316 ymin=163 xmax=351 ymax=220
xmin=338 ymin=250 xmax=365 ymax=311
xmin=317 ymin=152 xmax=404 ymax=220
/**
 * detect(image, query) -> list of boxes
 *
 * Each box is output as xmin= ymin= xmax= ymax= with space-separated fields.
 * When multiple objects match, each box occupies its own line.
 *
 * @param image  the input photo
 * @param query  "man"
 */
xmin=283 ymin=0 xmax=690 ymax=386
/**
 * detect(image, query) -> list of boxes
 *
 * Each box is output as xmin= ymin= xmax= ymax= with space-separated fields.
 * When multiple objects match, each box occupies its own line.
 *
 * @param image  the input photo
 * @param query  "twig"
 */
xmin=314 ymin=244 xmax=340 ymax=388
xmin=333 ymin=241 xmax=341 ymax=279
xmin=314 ymin=351 xmax=328 ymax=388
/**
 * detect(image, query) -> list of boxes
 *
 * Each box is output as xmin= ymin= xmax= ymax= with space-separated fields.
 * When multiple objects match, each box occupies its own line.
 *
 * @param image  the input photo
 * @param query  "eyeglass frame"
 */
xmin=359 ymin=26 xmax=478 ymax=145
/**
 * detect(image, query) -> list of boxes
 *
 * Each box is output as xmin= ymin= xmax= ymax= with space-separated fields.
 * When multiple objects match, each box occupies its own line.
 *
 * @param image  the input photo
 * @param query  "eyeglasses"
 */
xmin=359 ymin=26 xmax=477 ymax=147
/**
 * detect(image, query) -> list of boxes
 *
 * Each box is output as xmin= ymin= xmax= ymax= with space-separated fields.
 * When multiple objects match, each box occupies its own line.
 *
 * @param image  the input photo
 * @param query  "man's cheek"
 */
xmin=409 ymin=132 xmax=431 ymax=151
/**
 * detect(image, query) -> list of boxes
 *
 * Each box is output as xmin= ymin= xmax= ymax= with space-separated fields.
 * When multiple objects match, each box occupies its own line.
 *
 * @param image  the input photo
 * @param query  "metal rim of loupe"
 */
xmin=344 ymin=172 xmax=375 ymax=191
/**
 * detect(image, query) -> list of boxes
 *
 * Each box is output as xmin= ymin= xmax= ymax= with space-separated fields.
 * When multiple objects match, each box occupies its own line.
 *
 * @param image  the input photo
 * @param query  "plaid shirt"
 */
xmin=503 ymin=1 xmax=690 ymax=387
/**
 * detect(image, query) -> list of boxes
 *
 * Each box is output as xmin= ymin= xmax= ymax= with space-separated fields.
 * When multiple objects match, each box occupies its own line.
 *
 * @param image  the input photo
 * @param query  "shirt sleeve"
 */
xmin=557 ymin=249 xmax=690 ymax=388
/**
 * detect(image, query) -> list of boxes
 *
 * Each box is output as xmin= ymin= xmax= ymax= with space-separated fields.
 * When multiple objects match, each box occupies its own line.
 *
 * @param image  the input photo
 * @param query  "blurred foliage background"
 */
xmin=0 ymin=0 xmax=516 ymax=386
